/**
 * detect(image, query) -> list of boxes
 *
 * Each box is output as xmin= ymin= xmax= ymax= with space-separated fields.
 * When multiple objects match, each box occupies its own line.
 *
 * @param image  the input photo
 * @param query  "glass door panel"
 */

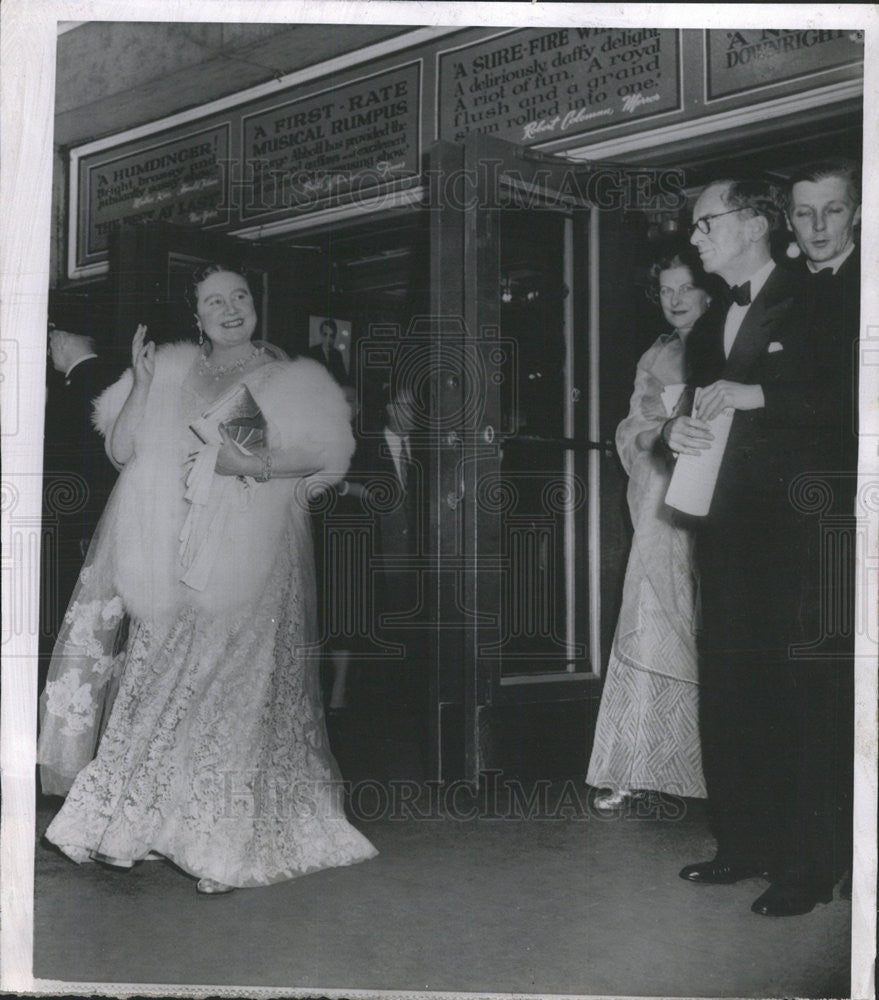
xmin=492 ymin=209 xmax=589 ymax=681
xmin=430 ymin=134 xmax=599 ymax=783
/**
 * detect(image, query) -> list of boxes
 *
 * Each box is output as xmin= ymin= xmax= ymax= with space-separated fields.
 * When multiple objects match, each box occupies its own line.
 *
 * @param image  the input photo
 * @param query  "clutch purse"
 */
xmin=190 ymin=384 xmax=267 ymax=451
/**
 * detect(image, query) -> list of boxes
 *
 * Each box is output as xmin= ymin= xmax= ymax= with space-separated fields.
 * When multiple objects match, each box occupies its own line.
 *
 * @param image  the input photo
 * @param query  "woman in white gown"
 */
xmin=586 ymin=250 xmax=713 ymax=810
xmin=38 ymin=263 xmax=377 ymax=892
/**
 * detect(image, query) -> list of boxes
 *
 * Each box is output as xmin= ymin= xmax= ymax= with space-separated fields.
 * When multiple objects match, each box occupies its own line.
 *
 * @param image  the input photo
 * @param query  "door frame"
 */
xmin=429 ymin=134 xmax=604 ymax=785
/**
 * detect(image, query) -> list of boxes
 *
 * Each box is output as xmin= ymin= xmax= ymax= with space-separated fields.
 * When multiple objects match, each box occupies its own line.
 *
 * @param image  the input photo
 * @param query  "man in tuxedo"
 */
xmin=337 ymin=383 xmax=420 ymax=601
xmin=42 ymin=324 xmax=121 ymax=685
xmin=785 ymin=159 xmax=861 ymax=898
xmin=787 ymin=158 xmax=860 ymax=472
xmin=664 ymin=178 xmax=838 ymax=916
xmin=375 ymin=383 xmax=419 ymax=564
xmin=308 ymin=318 xmax=349 ymax=386
xmin=341 ymin=382 xmax=423 ymax=737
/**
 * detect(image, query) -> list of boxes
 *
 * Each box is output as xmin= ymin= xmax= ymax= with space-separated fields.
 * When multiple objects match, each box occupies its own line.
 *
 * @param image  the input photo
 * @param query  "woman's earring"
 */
xmin=197 ymin=325 xmax=204 ymax=345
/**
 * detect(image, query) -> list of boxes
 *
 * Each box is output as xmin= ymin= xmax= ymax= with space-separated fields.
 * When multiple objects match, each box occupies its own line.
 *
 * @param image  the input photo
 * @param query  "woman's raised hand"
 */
xmin=132 ymin=324 xmax=155 ymax=387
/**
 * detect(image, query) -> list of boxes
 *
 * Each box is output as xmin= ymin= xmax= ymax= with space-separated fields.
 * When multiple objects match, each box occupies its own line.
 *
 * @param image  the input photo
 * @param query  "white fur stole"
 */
xmin=91 ymin=343 xmax=353 ymax=623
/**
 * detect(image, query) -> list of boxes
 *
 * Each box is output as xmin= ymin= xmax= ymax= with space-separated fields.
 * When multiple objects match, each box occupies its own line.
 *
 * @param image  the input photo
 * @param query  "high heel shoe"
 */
xmin=593 ymin=789 xmax=631 ymax=811
xmin=196 ymin=877 xmax=235 ymax=895
xmin=91 ymin=852 xmax=135 ymax=869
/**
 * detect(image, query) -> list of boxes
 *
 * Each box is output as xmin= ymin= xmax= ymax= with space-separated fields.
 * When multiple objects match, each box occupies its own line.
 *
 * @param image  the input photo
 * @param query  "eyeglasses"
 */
xmin=688 ymin=208 xmax=744 ymax=236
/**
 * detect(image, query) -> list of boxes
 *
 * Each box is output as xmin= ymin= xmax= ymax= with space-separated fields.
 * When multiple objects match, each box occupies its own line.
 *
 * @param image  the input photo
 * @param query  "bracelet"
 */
xmin=254 ymin=451 xmax=273 ymax=483
xmin=661 ymin=418 xmax=680 ymax=457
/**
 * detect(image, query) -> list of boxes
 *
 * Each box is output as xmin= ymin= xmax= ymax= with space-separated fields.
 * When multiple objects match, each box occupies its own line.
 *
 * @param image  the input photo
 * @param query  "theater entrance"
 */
xmin=101 ymin=97 xmax=862 ymax=787
xmin=105 ymin=135 xmax=678 ymax=787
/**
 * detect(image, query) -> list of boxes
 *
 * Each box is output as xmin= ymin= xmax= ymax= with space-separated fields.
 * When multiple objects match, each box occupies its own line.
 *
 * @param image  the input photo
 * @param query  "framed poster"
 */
xmin=705 ymin=27 xmax=865 ymax=101
xmin=437 ymin=27 xmax=681 ymax=145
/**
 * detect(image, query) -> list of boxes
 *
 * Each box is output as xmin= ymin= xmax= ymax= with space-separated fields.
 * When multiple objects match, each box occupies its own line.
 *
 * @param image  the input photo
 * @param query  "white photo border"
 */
xmin=2 ymin=3 xmax=876 ymax=998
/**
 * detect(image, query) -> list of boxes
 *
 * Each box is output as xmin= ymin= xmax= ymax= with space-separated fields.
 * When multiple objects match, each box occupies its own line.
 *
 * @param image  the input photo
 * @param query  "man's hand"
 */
xmin=695 ymin=381 xmax=764 ymax=422
xmin=663 ymin=415 xmax=714 ymax=456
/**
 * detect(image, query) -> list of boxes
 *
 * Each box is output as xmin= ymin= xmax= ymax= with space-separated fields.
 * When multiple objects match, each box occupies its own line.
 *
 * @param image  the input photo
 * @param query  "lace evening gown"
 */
xmin=41 ymin=356 xmax=377 ymax=887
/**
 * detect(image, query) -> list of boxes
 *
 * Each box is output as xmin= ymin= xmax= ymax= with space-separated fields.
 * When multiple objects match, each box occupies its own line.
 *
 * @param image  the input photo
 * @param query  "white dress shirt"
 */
xmin=723 ymin=258 xmax=776 ymax=358
xmin=383 ymin=426 xmax=411 ymax=487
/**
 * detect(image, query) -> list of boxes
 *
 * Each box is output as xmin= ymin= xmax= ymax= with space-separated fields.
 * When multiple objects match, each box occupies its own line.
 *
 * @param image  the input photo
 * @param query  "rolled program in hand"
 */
xmin=665 ymin=407 xmax=734 ymax=516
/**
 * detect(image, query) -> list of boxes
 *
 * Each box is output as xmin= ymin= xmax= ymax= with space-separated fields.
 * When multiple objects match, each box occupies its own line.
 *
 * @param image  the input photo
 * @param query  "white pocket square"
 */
xmin=767 ymin=342 xmax=784 ymax=353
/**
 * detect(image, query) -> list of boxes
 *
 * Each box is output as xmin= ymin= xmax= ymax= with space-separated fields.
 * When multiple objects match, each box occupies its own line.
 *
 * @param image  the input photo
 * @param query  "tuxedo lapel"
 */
xmin=723 ymin=267 xmax=797 ymax=380
xmin=65 ymin=356 xmax=97 ymax=388
xmin=834 ymin=246 xmax=860 ymax=285
xmin=686 ymin=300 xmax=727 ymax=386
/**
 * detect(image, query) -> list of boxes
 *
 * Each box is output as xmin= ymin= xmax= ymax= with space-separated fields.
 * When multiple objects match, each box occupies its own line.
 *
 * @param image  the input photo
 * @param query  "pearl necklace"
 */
xmin=198 ymin=344 xmax=263 ymax=379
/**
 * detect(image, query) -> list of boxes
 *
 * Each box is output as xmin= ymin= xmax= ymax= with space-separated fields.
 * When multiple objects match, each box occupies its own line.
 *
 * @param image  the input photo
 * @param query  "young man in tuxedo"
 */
xmin=787 ymin=158 xmax=861 ymax=471
xmin=663 ymin=178 xmax=840 ymax=916
xmin=788 ymin=158 xmax=860 ymax=277
xmin=785 ymin=159 xmax=862 ymax=900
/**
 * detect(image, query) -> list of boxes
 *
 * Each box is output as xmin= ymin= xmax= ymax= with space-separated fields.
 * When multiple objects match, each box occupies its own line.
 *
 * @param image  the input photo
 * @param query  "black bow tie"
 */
xmin=728 ymin=282 xmax=751 ymax=307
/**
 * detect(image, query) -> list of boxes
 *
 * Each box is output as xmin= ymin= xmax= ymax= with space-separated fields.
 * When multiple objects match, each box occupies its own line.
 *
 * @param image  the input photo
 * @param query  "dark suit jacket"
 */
xmin=332 ymin=430 xmax=421 ymax=648
xmin=43 ymin=355 xmax=122 ymax=540
xmin=796 ymin=248 xmax=861 ymax=479
xmin=685 ymin=264 xmax=820 ymax=652
xmin=42 ymin=355 xmax=122 ymax=650
xmin=796 ymin=246 xmax=860 ymax=339
xmin=307 ymin=344 xmax=349 ymax=386
xmin=355 ymin=430 xmax=419 ymax=559
xmin=685 ymin=264 xmax=816 ymax=523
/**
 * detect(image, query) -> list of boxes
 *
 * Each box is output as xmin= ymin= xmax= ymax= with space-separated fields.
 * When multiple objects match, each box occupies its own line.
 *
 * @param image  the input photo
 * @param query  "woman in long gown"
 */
xmin=586 ymin=250 xmax=713 ymax=810
xmin=38 ymin=263 xmax=377 ymax=892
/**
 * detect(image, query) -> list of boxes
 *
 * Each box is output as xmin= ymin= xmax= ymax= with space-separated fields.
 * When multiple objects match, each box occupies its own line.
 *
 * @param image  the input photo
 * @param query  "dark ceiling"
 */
xmin=54 ymin=22 xmax=418 ymax=148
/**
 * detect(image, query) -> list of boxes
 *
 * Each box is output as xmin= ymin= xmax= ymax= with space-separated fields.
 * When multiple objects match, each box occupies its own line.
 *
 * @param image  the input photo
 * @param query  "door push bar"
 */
xmin=446 ymin=429 xmax=613 ymax=455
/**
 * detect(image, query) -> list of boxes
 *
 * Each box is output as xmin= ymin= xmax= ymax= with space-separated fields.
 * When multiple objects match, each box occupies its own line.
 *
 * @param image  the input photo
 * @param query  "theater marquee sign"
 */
xmin=78 ymin=125 xmax=231 ymax=262
xmin=705 ymin=28 xmax=865 ymax=100
xmin=436 ymin=28 xmax=682 ymax=145
xmin=70 ymin=61 xmax=422 ymax=275
xmin=239 ymin=63 xmax=420 ymax=220
xmin=67 ymin=26 xmax=864 ymax=278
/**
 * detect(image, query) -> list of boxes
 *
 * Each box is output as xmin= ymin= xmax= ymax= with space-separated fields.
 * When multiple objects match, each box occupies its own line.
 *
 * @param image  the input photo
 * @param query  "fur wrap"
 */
xmin=90 ymin=342 xmax=353 ymax=623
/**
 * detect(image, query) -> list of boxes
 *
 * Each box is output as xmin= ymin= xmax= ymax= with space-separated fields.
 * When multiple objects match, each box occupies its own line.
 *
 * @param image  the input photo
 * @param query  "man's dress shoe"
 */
xmin=751 ymin=882 xmax=833 ymax=917
xmin=679 ymin=859 xmax=768 ymax=884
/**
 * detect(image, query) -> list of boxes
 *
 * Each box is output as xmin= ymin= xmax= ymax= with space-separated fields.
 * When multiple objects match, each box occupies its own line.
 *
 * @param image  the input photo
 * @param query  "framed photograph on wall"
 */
xmin=308 ymin=314 xmax=352 ymax=375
